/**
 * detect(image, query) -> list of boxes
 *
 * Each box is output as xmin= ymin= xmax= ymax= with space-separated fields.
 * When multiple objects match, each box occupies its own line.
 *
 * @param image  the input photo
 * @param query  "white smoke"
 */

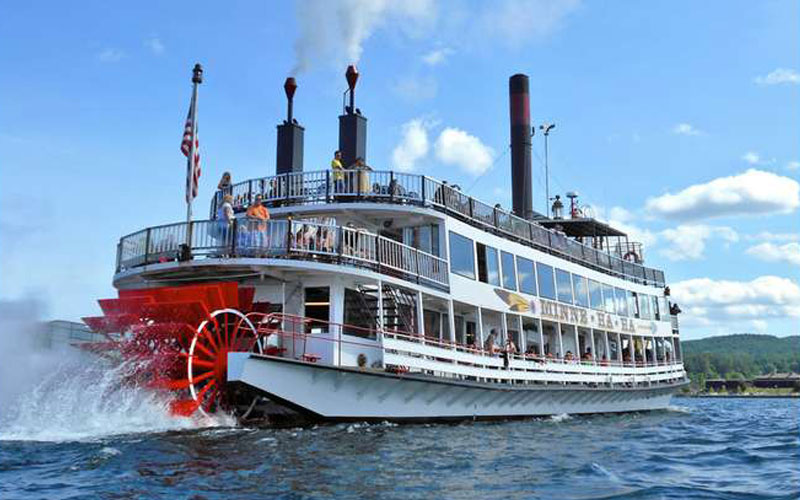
xmin=292 ymin=0 xmax=436 ymax=73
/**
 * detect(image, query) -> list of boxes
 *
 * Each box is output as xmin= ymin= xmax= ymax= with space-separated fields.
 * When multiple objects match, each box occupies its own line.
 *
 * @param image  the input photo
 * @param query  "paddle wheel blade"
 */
xmin=82 ymin=282 xmax=260 ymax=417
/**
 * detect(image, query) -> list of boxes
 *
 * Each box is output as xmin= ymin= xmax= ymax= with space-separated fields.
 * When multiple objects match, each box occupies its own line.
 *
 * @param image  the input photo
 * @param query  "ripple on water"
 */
xmin=0 ymin=398 xmax=797 ymax=499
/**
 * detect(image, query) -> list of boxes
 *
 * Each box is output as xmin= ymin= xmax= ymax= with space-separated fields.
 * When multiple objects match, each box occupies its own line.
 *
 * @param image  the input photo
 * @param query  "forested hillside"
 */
xmin=682 ymin=334 xmax=800 ymax=383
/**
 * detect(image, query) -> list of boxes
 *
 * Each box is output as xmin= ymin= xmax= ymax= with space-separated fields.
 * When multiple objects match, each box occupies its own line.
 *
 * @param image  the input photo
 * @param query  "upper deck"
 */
xmin=211 ymin=169 xmax=665 ymax=287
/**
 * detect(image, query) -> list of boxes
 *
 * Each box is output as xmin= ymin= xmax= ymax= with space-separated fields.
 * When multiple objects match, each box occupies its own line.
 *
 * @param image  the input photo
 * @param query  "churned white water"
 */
xmin=0 ymin=300 xmax=233 ymax=442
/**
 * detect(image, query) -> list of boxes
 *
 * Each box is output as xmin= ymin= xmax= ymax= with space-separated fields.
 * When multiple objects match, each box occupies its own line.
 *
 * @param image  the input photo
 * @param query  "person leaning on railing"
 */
xmin=214 ymin=194 xmax=235 ymax=256
xmin=245 ymin=194 xmax=270 ymax=254
xmin=331 ymin=150 xmax=345 ymax=195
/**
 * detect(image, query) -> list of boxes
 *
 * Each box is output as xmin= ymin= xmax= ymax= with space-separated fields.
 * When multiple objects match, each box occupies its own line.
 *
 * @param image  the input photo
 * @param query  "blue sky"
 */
xmin=1 ymin=0 xmax=797 ymax=339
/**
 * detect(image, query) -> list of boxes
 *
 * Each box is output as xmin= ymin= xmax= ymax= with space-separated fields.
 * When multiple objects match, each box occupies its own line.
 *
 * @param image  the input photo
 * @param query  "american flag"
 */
xmin=181 ymin=97 xmax=200 ymax=202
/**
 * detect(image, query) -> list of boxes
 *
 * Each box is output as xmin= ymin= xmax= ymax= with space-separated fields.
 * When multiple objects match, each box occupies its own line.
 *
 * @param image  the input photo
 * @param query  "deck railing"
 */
xmin=116 ymin=218 xmax=449 ymax=289
xmin=213 ymin=169 xmax=666 ymax=287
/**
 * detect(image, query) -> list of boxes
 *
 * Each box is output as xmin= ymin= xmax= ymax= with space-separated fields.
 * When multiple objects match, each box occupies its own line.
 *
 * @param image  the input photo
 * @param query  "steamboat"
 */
xmin=85 ymin=66 xmax=687 ymax=423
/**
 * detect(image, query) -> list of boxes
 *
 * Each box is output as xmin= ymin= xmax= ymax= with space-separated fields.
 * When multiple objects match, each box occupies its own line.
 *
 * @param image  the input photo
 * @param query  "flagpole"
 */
xmin=186 ymin=63 xmax=203 ymax=247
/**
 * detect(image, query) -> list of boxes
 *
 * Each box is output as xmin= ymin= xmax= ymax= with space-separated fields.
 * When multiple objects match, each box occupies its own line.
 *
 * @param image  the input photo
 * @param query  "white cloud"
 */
xmin=391 ymin=119 xmax=431 ymax=172
xmin=391 ymin=75 xmax=438 ymax=101
xmin=787 ymin=161 xmax=800 ymax=171
xmin=593 ymin=205 xmax=657 ymax=250
xmin=746 ymin=242 xmax=800 ymax=267
xmin=659 ymin=225 xmax=738 ymax=261
xmin=670 ymin=276 xmax=800 ymax=329
xmin=745 ymin=231 xmax=800 ymax=243
xmin=742 ymin=151 xmax=761 ymax=165
xmin=479 ymin=0 xmax=581 ymax=46
xmin=291 ymin=0 xmax=437 ymax=72
xmin=672 ymin=123 xmax=701 ymax=136
xmin=754 ymin=68 xmax=800 ymax=86
xmin=145 ymin=35 xmax=165 ymax=55
xmin=422 ymin=47 xmax=454 ymax=66
xmin=645 ymin=169 xmax=800 ymax=220
xmin=97 ymin=48 xmax=124 ymax=63
xmin=434 ymin=127 xmax=494 ymax=176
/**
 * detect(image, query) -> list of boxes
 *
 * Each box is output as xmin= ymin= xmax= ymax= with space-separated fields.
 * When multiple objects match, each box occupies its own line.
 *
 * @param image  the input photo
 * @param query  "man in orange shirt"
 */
xmin=246 ymin=194 xmax=270 ymax=251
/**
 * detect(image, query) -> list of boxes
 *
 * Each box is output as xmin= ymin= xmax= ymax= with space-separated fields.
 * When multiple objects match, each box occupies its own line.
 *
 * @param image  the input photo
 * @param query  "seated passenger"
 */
xmin=564 ymin=351 xmax=574 ymax=361
xmin=505 ymin=338 xmax=518 ymax=354
xmin=484 ymin=330 xmax=499 ymax=354
xmin=583 ymin=348 xmax=593 ymax=361
xmin=600 ymin=355 xmax=609 ymax=366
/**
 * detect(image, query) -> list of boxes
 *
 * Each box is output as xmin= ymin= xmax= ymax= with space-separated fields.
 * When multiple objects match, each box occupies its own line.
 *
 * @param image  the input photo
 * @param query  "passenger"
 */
xmin=484 ymin=330 xmax=498 ymax=354
xmin=215 ymin=194 xmax=235 ymax=252
xmin=583 ymin=348 xmax=593 ymax=361
xmin=218 ymin=171 xmax=232 ymax=191
xmin=331 ymin=150 xmax=345 ymax=195
xmin=246 ymin=194 xmax=270 ymax=253
xmin=600 ymin=355 xmax=609 ymax=366
xmin=505 ymin=338 xmax=518 ymax=354
xmin=564 ymin=351 xmax=574 ymax=361
xmin=351 ymin=157 xmax=372 ymax=194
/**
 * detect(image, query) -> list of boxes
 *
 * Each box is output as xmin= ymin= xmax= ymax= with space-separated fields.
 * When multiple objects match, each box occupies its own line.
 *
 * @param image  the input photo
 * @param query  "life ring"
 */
xmin=623 ymin=251 xmax=639 ymax=263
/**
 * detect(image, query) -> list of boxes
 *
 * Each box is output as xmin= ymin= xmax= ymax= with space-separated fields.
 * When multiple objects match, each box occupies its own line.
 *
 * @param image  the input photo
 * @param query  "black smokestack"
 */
xmin=338 ymin=65 xmax=367 ymax=167
xmin=509 ymin=74 xmax=533 ymax=219
xmin=276 ymin=77 xmax=304 ymax=175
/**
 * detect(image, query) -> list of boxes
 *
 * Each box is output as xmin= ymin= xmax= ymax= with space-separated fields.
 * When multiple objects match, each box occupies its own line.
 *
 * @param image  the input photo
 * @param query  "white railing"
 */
xmin=381 ymin=331 xmax=686 ymax=386
xmin=117 ymin=219 xmax=449 ymax=289
xmin=213 ymin=169 xmax=666 ymax=287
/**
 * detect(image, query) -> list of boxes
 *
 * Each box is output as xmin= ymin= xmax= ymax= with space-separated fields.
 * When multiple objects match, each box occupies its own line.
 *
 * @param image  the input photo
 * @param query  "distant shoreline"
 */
xmin=676 ymin=394 xmax=799 ymax=399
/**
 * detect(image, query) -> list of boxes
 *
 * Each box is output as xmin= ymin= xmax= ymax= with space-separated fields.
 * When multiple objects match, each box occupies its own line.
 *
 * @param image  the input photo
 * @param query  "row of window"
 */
xmin=449 ymin=231 xmax=666 ymax=320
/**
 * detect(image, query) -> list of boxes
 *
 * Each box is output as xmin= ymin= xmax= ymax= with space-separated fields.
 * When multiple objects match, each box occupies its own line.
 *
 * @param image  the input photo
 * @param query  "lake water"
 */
xmin=1 ymin=393 xmax=797 ymax=499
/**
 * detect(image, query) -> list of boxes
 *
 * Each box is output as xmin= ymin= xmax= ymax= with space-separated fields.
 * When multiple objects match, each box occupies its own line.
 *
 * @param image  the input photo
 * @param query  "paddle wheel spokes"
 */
xmin=187 ymin=308 xmax=261 ymax=416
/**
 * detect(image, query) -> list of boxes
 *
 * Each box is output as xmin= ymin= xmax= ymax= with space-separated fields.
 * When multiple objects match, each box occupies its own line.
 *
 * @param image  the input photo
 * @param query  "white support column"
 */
xmin=416 ymin=290 xmax=425 ymax=342
xmin=477 ymin=307 xmax=485 ymax=348
xmin=557 ymin=322 xmax=564 ymax=359
xmin=538 ymin=318 xmax=545 ymax=357
xmin=516 ymin=315 xmax=524 ymax=353
xmin=603 ymin=331 xmax=610 ymax=364
xmin=330 ymin=278 xmax=345 ymax=366
xmin=376 ymin=280 xmax=384 ymax=336
xmin=447 ymin=300 xmax=457 ymax=346
xmin=501 ymin=312 xmax=508 ymax=346
xmin=573 ymin=326 xmax=580 ymax=359
xmin=616 ymin=332 xmax=623 ymax=363
xmin=589 ymin=328 xmax=596 ymax=364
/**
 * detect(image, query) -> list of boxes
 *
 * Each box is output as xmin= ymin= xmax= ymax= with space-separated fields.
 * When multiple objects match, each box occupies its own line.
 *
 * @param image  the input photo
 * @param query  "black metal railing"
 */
xmin=211 ymin=169 xmax=666 ymax=287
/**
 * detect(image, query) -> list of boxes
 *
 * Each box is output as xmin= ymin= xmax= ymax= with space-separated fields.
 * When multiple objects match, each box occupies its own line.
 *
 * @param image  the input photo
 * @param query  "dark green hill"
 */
xmin=682 ymin=334 xmax=800 ymax=383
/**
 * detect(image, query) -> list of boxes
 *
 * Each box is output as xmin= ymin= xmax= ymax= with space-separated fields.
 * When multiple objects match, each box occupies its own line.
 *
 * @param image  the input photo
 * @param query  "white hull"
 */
xmin=228 ymin=353 xmax=683 ymax=421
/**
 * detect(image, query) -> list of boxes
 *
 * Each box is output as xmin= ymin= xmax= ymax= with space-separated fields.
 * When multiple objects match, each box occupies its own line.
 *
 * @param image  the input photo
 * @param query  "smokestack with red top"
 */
xmin=339 ymin=65 xmax=367 ymax=168
xmin=276 ymin=76 xmax=304 ymax=175
xmin=509 ymin=74 xmax=533 ymax=219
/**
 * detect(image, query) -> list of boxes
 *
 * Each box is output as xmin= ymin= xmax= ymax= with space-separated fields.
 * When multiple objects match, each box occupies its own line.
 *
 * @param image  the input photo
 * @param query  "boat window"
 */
xmin=652 ymin=296 xmax=661 ymax=320
xmin=476 ymin=243 xmax=500 ymax=286
xmin=448 ymin=232 xmax=475 ymax=279
xmin=659 ymin=297 xmax=668 ymax=320
xmin=522 ymin=318 xmax=540 ymax=356
xmin=304 ymin=287 xmax=330 ymax=333
xmin=602 ymin=284 xmax=616 ymax=314
xmin=629 ymin=291 xmax=640 ymax=318
xmin=555 ymin=269 xmax=573 ymax=304
xmin=517 ymin=256 xmax=537 ymax=295
xmin=638 ymin=293 xmax=652 ymax=320
xmin=614 ymin=288 xmax=629 ymax=317
xmin=536 ymin=263 xmax=556 ymax=299
xmin=500 ymin=251 xmax=516 ymax=290
xmin=588 ymin=279 xmax=604 ymax=311
xmin=573 ymin=275 xmax=590 ymax=308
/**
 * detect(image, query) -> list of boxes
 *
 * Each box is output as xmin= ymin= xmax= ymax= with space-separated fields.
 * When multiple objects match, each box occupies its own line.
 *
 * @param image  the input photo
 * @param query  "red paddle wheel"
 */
xmin=82 ymin=282 xmax=268 ymax=417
